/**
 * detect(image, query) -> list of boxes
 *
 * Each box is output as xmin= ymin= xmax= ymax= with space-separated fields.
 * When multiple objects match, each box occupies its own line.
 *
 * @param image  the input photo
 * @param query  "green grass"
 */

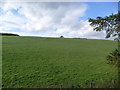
xmin=2 ymin=36 xmax=118 ymax=88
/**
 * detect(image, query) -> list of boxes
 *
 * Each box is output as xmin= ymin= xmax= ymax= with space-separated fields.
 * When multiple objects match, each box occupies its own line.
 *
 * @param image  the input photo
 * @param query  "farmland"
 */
xmin=2 ymin=36 xmax=118 ymax=88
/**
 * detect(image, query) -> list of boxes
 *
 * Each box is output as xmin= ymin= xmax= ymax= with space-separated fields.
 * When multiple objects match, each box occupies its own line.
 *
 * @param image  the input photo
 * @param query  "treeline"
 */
xmin=0 ymin=33 xmax=19 ymax=36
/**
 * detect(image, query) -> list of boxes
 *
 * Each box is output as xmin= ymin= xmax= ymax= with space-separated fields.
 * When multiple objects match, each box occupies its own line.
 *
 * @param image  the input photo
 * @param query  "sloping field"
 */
xmin=2 ymin=36 xmax=118 ymax=88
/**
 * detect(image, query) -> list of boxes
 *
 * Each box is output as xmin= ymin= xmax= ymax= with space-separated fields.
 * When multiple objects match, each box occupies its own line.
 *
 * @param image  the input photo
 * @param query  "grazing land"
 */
xmin=2 ymin=36 xmax=118 ymax=88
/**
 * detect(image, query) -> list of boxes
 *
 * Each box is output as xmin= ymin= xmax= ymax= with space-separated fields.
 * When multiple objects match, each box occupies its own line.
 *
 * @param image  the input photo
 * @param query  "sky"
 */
xmin=0 ymin=1 xmax=118 ymax=39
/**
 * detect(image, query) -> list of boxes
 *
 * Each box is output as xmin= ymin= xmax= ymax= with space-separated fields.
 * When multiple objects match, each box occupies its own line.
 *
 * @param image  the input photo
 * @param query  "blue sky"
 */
xmin=0 ymin=2 xmax=118 ymax=39
xmin=79 ymin=2 xmax=118 ymax=20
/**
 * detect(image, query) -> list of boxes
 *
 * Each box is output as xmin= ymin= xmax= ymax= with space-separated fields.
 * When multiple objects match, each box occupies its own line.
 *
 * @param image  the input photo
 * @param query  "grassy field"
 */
xmin=2 ymin=36 xmax=118 ymax=88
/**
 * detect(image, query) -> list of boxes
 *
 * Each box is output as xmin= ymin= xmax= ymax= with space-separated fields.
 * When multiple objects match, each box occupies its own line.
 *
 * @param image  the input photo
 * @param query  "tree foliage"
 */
xmin=107 ymin=49 xmax=119 ymax=67
xmin=88 ymin=12 xmax=120 ymax=67
xmin=88 ymin=12 xmax=120 ymax=38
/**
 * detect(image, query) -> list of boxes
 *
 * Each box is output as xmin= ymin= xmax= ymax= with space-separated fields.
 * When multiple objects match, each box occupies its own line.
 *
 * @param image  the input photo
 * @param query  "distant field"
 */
xmin=2 ymin=36 xmax=118 ymax=88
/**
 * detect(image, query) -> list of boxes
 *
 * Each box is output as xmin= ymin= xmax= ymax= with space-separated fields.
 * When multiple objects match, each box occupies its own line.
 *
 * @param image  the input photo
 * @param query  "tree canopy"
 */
xmin=88 ymin=12 xmax=120 ymax=66
xmin=88 ymin=12 xmax=120 ymax=38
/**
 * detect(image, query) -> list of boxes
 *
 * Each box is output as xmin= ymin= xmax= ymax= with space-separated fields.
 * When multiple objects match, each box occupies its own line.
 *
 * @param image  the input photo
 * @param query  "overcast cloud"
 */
xmin=0 ymin=2 xmax=107 ymax=39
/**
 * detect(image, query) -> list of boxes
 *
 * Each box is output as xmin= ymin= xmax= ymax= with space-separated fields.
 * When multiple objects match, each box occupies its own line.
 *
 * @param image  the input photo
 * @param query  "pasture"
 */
xmin=2 ymin=36 xmax=118 ymax=88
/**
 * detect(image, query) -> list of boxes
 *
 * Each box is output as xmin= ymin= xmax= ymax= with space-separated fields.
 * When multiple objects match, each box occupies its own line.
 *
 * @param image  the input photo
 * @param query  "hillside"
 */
xmin=2 ymin=36 xmax=118 ymax=88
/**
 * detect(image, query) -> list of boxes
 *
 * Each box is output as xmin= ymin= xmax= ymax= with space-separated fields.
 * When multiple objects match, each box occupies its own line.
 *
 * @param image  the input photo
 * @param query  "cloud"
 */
xmin=0 ymin=2 xmax=107 ymax=39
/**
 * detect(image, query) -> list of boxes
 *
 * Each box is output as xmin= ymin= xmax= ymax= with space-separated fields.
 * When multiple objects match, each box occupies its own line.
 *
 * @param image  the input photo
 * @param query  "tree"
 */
xmin=88 ymin=11 xmax=120 ymax=50
xmin=107 ymin=49 xmax=119 ymax=67
xmin=88 ymin=12 xmax=120 ymax=67
xmin=60 ymin=36 xmax=64 ymax=38
xmin=88 ymin=12 xmax=120 ymax=38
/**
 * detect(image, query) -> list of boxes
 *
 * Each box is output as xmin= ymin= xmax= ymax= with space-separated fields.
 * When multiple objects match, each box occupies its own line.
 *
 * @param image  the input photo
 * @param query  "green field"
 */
xmin=2 ymin=36 xmax=118 ymax=88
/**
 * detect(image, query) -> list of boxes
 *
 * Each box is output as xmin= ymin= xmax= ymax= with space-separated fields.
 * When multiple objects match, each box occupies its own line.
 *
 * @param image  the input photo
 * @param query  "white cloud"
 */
xmin=0 ymin=2 xmax=107 ymax=39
